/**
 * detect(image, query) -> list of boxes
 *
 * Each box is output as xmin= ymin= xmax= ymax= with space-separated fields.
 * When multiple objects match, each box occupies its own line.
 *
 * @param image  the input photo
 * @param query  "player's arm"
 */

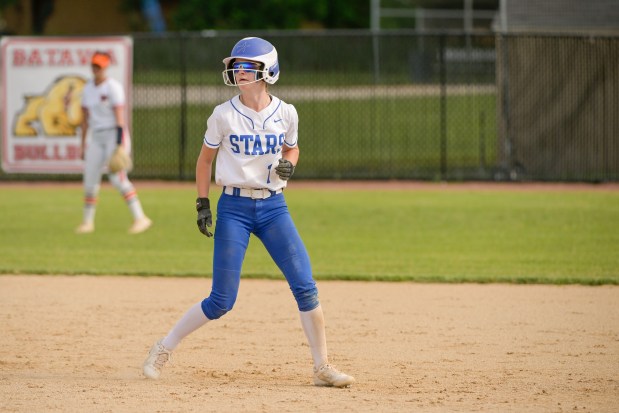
xmin=275 ymin=145 xmax=298 ymax=180
xmin=281 ymin=144 xmax=299 ymax=165
xmin=80 ymin=107 xmax=89 ymax=160
xmin=195 ymin=144 xmax=217 ymax=237
xmin=113 ymin=105 xmax=125 ymax=145
xmin=196 ymin=144 xmax=217 ymax=197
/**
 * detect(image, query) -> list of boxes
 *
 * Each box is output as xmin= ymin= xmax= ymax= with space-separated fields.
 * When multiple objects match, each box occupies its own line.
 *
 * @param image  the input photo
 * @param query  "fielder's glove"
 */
xmin=196 ymin=197 xmax=213 ymax=237
xmin=275 ymin=158 xmax=295 ymax=180
xmin=107 ymin=146 xmax=133 ymax=173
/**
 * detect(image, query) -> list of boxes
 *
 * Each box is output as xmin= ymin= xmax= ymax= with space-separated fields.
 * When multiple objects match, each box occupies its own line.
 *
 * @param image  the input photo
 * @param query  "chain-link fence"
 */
xmin=128 ymin=30 xmax=498 ymax=181
xmin=2 ymin=30 xmax=617 ymax=182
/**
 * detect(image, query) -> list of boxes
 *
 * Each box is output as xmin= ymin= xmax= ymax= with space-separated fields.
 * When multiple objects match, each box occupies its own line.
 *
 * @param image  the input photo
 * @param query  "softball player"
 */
xmin=143 ymin=37 xmax=355 ymax=387
xmin=75 ymin=51 xmax=152 ymax=234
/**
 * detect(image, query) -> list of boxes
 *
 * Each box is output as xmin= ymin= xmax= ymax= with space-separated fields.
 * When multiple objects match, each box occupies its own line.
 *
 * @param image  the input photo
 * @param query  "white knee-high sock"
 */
xmin=127 ymin=196 xmax=146 ymax=220
xmin=161 ymin=302 xmax=209 ymax=350
xmin=82 ymin=193 xmax=97 ymax=223
xmin=299 ymin=305 xmax=329 ymax=369
xmin=109 ymin=173 xmax=145 ymax=220
xmin=83 ymin=204 xmax=96 ymax=224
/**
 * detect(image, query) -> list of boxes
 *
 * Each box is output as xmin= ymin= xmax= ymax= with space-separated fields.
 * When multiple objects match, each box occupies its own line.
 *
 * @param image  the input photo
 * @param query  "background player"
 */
xmin=142 ymin=37 xmax=355 ymax=387
xmin=75 ymin=51 xmax=152 ymax=234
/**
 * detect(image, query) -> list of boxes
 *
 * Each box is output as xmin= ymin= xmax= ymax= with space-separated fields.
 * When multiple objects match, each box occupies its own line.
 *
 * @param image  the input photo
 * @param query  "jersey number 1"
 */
xmin=266 ymin=163 xmax=273 ymax=184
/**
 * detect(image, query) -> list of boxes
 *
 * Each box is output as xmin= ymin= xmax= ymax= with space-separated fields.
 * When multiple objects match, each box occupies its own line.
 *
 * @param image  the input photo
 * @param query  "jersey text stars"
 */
xmin=230 ymin=133 xmax=285 ymax=155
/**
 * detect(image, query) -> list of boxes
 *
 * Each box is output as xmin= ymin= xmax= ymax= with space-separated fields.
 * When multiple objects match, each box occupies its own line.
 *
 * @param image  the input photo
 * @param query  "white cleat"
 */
xmin=313 ymin=363 xmax=355 ymax=388
xmin=75 ymin=222 xmax=95 ymax=234
xmin=129 ymin=217 xmax=152 ymax=234
xmin=143 ymin=339 xmax=172 ymax=379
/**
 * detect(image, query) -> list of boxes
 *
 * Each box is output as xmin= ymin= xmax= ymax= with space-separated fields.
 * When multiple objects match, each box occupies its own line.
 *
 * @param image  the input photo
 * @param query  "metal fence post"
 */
xmin=479 ymin=110 xmax=486 ymax=172
xmin=179 ymin=32 xmax=187 ymax=180
xmin=496 ymin=33 xmax=512 ymax=180
xmin=439 ymin=34 xmax=447 ymax=180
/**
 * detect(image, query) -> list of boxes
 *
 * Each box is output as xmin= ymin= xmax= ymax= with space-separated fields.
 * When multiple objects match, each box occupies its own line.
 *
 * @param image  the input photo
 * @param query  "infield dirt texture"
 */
xmin=1 ymin=275 xmax=617 ymax=412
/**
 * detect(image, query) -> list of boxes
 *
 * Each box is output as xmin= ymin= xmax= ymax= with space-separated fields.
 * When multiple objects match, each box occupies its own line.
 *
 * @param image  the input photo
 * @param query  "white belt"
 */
xmin=223 ymin=186 xmax=282 ymax=199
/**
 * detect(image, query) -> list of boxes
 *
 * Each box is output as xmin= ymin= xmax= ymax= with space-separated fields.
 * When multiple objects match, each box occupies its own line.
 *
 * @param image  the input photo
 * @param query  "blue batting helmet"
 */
xmin=222 ymin=37 xmax=280 ymax=86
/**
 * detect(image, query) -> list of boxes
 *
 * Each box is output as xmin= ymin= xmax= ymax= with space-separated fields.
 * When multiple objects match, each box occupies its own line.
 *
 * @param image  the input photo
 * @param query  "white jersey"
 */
xmin=81 ymin=77 xmax=125 ymax=131
xmin=203 ymin=95 xmax=298 ymax=191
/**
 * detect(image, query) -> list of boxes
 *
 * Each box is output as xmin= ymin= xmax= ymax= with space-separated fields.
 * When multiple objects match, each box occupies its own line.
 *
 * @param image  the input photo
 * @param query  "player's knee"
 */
xmin=200 ymin=296 xmax=235 ymax=320
xmin=84 ymin=184 xmax=100 ymax=198
xmin=294 ymin=286 xmax=320 ymax=312
xmin=108 ymin=173 xmax=121 ymax=188
xmin=108 ymin=173 xmax=132 ymax=192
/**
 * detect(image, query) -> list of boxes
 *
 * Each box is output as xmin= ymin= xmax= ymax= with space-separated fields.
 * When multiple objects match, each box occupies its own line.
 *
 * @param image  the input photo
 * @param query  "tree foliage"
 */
xmin=170 ymin=0 xmax=370 ymax=30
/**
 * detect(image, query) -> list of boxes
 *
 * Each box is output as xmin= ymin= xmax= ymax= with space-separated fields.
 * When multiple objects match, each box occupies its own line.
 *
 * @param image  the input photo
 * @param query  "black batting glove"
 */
xmin=196 ymin=197 xmax=213 ymax=237
xmin=275 ymin=158 xmax=295 ymax=180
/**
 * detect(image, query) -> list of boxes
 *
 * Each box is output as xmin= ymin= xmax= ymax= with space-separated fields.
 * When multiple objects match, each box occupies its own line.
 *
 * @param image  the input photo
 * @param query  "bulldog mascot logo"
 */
xmin=13 ymin=75 xmax=86 ymax=137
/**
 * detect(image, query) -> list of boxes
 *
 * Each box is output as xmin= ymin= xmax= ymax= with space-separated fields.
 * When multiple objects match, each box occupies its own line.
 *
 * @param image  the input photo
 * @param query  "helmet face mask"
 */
xmin=222 ymin=59 xmax=264 ymax=86
xmin=222 ymin=37 xmax=280 ymax=86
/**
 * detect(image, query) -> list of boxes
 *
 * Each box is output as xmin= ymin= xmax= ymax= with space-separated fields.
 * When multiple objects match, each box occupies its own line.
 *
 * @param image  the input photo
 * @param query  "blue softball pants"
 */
xmin=200 ymin=191 xmax=319 ymax=320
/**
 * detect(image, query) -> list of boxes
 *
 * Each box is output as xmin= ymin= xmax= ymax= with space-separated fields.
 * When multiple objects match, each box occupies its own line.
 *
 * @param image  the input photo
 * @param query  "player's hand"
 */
xmin=196 ymin=198 xmax=213 ymax=237
xmin=275 ymin=158 xmax=295 ymax=180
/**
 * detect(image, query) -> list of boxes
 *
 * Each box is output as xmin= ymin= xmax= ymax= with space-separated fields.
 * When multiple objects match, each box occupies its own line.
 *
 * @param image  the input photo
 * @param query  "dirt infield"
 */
xmin=1 ymin=275 xmax=617 ymax=412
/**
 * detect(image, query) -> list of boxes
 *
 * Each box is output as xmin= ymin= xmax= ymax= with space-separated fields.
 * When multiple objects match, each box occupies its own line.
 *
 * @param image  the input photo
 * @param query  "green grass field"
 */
xmin=1 ymin=184 xmax=617 ymax=284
